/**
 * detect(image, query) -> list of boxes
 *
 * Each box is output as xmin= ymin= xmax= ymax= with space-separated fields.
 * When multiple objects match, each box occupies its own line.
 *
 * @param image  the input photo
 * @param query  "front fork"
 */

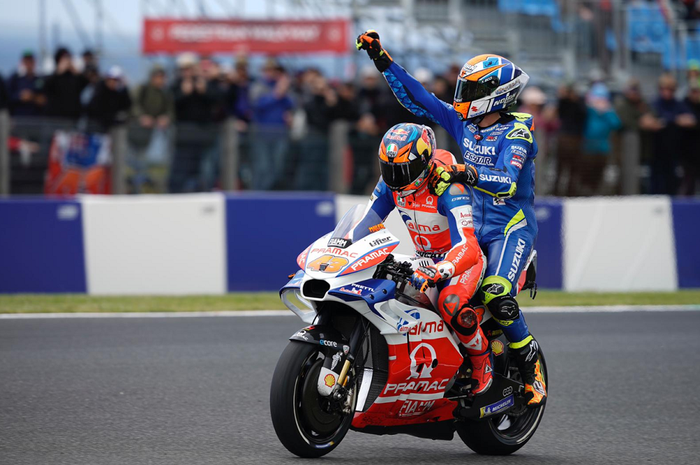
xmin=315 ymin=315 xmax=367 ymax=405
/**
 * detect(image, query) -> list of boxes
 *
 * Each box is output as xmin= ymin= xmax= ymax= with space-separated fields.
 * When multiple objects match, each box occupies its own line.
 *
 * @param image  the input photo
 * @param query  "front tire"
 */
xmin=456 ymin=350 xmax=548 ymax=455
xmin=270 ymin=341 xmax=355 ymax=458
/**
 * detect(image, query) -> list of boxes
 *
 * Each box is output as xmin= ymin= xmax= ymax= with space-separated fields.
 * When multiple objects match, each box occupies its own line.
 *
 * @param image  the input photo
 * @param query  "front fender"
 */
xmin=290 ymin=325 xmax=350 ymax=354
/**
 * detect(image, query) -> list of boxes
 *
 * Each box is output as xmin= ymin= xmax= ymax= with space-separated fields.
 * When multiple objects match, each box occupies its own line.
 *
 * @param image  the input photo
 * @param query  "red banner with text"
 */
xmin=142 ymin=19 xmax=350 ymax=55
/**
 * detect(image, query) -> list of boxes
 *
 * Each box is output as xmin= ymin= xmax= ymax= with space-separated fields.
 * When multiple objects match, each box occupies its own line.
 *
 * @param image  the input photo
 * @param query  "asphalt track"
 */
xmin=1 ymin=310 xmax=699 ymax=465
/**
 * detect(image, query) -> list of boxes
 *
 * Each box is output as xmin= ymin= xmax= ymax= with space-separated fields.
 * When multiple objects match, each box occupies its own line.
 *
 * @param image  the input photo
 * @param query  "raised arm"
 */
xmin=356 ymin=30 xmax=463 ymax=141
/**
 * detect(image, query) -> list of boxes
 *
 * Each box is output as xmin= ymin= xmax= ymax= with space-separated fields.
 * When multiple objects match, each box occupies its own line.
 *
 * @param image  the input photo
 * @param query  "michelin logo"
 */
xmin=479 ymin=395 xmax=515 ymax=418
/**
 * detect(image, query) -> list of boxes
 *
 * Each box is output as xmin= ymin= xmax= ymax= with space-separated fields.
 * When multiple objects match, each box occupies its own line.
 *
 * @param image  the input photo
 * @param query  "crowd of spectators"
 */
xmin=528 ymin=61 xmax=700 ymax=196
xmin=1 ymin=47 xmax=700 ymax=197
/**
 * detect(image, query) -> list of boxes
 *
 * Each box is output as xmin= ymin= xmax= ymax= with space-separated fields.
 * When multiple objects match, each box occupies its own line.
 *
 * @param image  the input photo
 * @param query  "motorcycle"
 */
xmin=270 ymin=205 xmax=546 ymax=458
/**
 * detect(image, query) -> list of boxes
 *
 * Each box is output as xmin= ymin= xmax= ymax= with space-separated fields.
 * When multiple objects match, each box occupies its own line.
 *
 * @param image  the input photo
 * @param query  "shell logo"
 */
xmin=491 ymin=339 xmax=505 ymax=356
xmin=324 ymin=373 xmax=336 ymax=387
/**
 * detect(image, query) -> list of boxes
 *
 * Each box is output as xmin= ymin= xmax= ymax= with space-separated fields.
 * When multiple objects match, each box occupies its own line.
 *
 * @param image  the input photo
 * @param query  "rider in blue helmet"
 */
xmin=357 ymin=31 xmax=546 ymax=406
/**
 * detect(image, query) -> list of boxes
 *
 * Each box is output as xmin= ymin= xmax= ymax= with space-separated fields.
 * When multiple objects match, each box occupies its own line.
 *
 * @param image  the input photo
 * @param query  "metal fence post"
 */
xmin=620 ymin=130 xmax=641 ymax=195
xmin=328 ymin=120 xmax=350 ymax=194
xmin=0 ymin=110 xmax=9 ymax=195
xmin=110 ymin=124 xmax=128 ymax=195
xmin=221 ymin=118 xmax=239 ymax=191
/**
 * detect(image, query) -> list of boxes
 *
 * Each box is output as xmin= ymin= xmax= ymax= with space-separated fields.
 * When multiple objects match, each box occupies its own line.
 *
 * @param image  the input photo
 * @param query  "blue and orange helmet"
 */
xmin=453 ymin=54 xmax=530 ymax=120
xmin=378 ymin=123 xmax=435 ymax=195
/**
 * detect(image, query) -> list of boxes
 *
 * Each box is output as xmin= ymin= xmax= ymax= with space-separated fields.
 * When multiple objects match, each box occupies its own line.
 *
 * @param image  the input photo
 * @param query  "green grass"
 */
xmin=0 ymin=290 xmax=699 ymax=313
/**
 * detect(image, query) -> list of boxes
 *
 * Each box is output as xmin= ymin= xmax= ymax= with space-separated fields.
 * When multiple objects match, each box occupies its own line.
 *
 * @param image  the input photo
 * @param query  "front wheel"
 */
xmin=456 ymin=350 xmax=548 ymax=455
xmin=270 ymin=341 xmax=356 ymax=458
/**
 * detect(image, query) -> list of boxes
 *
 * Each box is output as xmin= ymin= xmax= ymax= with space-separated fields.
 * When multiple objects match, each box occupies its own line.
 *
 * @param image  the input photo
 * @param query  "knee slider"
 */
xmin=481 ymin=276 xmax=519 ymax=322
xmin=450 ymin=306 xmax=478 ymax=337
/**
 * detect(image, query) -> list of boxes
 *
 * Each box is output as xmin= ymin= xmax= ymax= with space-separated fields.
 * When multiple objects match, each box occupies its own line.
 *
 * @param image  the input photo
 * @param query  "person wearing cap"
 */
xmin=86 ymin=66 xmax=132 ymax=131
xmin=7 ymin=50 xmax=45 ymax=117
xmin=575 ymin=83 xmax=621 ymax=195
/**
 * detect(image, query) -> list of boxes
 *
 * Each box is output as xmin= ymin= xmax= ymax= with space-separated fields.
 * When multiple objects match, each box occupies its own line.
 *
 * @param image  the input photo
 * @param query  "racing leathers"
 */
xmin=365 ymin=149 xmax=492 ymax=394
xmin=378 ymin=62 xmax=545 ymax=404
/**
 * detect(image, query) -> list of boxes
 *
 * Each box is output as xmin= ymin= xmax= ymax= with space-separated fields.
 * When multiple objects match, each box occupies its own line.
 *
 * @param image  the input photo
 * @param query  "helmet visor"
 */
xmin=454 ymin=78 xmax=492 ymax=103
xmin=380 ymin=157 xmax=426 ymax=190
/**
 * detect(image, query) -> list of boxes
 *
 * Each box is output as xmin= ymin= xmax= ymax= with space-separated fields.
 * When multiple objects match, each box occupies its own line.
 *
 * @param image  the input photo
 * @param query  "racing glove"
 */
xmin=411 ymin=261 xmax=455 ymax=293
xmin=430 ymin=164 xmax=479 ymax=196
xmin=356 ymin=30 xmax=393 ymax=72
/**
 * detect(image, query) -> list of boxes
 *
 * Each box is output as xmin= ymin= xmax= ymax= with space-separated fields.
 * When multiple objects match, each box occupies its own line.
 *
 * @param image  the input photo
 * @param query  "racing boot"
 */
xmin=468 ymin=349 xmax=493 ymax=396
xmin=511 ymin=336 xmax=547 ymax=406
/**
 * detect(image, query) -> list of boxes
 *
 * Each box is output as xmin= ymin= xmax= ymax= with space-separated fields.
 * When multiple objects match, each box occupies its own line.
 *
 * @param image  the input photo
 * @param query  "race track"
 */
xmin=1 ymin=311 xmax=699 ymax=465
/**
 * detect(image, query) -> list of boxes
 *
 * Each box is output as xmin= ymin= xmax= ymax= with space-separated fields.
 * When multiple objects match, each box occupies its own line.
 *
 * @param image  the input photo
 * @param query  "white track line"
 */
xmin=1 ymin=305 xmax=699 ymax=319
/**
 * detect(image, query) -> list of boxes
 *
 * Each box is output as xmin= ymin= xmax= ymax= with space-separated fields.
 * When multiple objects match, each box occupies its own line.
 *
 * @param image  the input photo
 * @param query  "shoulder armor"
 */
xmin=506 ymin=122 xmax=534 ymax=144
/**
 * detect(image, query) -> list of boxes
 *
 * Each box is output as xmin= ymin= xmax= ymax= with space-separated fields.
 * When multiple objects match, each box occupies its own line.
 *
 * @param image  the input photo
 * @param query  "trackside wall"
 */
xmin=0 ymin=194 xmax=696 ymax=294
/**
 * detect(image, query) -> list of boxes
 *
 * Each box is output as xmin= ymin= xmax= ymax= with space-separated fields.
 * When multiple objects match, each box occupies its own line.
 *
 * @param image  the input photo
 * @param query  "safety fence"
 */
xmin=0 ymin=193 xmax=697 ymax=295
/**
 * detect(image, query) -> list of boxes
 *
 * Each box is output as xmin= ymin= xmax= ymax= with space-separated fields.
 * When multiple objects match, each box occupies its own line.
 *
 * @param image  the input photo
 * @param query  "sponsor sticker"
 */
xmin=491 ymin=339 xmax=505 ymax=356
xmin=479 ymin=395 xmax=515 ymax=418
xmin=324 ymin=373 xmax=336 ymax=388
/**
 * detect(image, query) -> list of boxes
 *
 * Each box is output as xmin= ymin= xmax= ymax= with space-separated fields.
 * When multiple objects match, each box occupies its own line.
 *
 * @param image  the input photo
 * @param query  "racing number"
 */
xmin=307 ymin=255 xmax=348 ymax=273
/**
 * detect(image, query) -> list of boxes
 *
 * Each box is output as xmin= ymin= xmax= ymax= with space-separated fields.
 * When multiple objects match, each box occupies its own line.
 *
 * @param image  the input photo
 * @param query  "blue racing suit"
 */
xmin=381 ymin=61 xmax=537 ymax=344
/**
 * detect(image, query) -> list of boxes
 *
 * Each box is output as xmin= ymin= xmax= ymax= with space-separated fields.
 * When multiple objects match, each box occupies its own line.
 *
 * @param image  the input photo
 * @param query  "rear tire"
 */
xmin=270 ymin=341 xmax=355 ymax=458
xmin=456 ymin=350 xmax=548 ymax=455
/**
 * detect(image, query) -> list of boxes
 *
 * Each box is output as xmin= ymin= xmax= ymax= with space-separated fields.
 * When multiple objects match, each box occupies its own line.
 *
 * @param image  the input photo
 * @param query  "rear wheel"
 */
xmin=456 ymin=350 xmax=548 ymax=455
xmin=270 ymin=341 xmax=356 ymax=458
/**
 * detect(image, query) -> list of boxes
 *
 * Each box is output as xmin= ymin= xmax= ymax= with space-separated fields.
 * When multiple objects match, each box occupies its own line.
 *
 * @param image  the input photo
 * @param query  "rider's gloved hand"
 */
xmin=411 ymin=261 xmax=455 ymax=293
xmin=430 ymin=164 xmax=479 ymax=196
xmin=356 ymin=30 xmax=393 ymax=72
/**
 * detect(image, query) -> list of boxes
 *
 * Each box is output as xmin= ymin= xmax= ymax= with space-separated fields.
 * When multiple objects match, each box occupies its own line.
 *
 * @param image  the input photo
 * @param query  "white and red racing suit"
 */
xmin=365 ymin=149 xmax=489 ymax=354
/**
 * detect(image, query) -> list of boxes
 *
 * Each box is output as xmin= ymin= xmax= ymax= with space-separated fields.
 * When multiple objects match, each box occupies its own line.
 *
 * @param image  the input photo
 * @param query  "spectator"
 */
xmin=575 ymin=83 xmax=621 ymax=195
xmin=132 ymin=65 xmax=174 ymax=131
xmin=553 ymin=83 xmax=587 ymax=196
xmin=129 ymin=65 xmax=174 ymax=193
xmin=6 ymin=50 xmax=45 ymax=117
xmin=81 ymin=49 xmax=99 ymax=73
xmin=0 ymin=74 xmax=8 ymax=111
xmin=295 ymin=74 xmax=338 ymax=191
xmin=249 ymin=59 xmax=294 ymax=191
xmin=678 ymin=59 xmax=700 ymax=100
xmin=614 ymin=78 xmax=650 ymax=194
xmin=643 ymin=74 xmax=696 ymax=195
xmin=43 ymin=47 xmax=88 ymax=120
xmin=226 ymin=56 xmax=253 ymax=124
xmin=86 ymin=66 xmax=132 ymax=131
xmin=80 ymin=65 xmax=101 ymax=109
xmin=348 ymin=67 xmax=393 ymax=194
xmin=169 ymin=53 xmax=220 ymax=192
xmin=679 ymin=82 xmax=700 ymax=195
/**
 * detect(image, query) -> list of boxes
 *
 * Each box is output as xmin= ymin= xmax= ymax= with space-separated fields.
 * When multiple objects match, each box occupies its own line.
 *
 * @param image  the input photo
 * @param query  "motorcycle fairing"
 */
xmin=352 ymin=307 xmax=463 ymax=428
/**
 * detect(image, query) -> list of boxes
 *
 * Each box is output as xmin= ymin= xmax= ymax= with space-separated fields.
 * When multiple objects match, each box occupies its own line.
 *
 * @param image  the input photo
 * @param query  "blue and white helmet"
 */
xmin=453 ymin=54 xmax=530 ymax=120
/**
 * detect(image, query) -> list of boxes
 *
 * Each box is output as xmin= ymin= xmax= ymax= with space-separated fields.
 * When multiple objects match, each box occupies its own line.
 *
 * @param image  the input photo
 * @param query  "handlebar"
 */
xmin=373 ymin=254 xmax=436 ymax=292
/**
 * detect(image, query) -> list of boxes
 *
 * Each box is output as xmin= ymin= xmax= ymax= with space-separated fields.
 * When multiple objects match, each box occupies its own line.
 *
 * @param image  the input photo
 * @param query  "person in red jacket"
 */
xmin=362 ymin=122 xmax=492 ymax=395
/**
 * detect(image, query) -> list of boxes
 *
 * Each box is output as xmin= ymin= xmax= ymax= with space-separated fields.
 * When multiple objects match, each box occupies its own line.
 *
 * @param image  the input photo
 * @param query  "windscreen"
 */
xmin=328 ymin=205 xmax=384 ymax=248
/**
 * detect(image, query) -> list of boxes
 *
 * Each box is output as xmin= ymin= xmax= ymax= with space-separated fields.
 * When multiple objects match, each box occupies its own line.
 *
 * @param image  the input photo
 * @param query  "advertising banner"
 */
xmin=143 ymin=19 xmax=350 ymax=54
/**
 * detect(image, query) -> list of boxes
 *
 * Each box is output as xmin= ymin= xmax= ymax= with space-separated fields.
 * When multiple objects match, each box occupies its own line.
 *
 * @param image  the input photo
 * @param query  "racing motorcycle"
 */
xmin=270 ymin=205 xmax=546 ymax=458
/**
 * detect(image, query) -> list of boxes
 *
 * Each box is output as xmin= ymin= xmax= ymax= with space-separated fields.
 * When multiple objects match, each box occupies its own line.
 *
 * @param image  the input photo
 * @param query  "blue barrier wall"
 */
xmin=0 ymin=194 xmax=698 ymax=294
xmin=0 ymin=199 xmax=86 ymax=293
xmin=225 ymin=193 xmax=336 ymax=292
xmin=672 ymin=200 xmax=700 ymax=289
xmin=533 ymin=198 xmax=563 ymax=290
